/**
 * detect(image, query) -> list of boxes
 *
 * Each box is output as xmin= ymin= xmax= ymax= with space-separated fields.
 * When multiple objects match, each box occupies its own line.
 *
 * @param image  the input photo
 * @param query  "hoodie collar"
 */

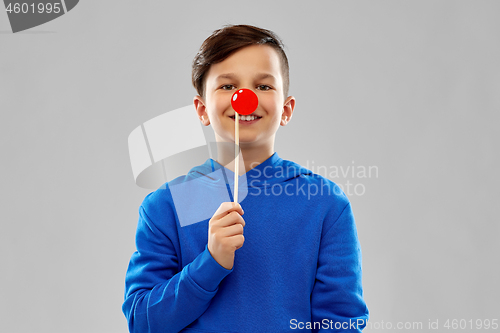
xmin=185 ymin=152 xmax=312 ymax=188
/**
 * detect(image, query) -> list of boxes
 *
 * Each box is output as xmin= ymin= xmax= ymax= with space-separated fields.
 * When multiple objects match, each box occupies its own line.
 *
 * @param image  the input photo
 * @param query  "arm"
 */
xmin=311 ymin=202 xmax=369 ymax=332
xmin=122 ymin=200 xmax=232 ymax=333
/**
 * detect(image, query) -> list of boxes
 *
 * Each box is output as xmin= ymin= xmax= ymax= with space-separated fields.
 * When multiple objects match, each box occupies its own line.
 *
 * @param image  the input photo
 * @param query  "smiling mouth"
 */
xmin=229 ymin=115 xmax=262 ymax=120
xmin=229 ymin=115 xmax=262 ymax=124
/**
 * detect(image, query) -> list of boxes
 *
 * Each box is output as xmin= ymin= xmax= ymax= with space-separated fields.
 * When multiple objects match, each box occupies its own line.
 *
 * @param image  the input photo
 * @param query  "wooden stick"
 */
xmin=234 ymin=113 xmax=239 ymax=203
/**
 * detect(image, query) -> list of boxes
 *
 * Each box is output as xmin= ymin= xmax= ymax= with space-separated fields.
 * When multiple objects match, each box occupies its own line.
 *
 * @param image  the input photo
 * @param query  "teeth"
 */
xmin=239 ymin=115 xmax=258 ymax=121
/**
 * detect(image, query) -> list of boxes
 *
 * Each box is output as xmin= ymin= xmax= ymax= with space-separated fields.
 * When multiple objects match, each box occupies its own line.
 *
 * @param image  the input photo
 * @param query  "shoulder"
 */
xmin=140 ymin=182 xmax=177 ymax=221
xmin=282 ymin=158 xmax=349 ymax=202
xmin=279 ymin=158 xmax=352 ymax=228
xmin=141 ymin=166 xmax=198 ymax=209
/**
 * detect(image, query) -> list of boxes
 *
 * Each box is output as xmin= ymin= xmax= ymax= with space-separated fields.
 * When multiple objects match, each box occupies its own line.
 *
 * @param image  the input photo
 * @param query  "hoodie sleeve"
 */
xmin=122 ymin=195 xmax=232 ymax=333
xmin=311 ymin=201 xmax=369 ymax=332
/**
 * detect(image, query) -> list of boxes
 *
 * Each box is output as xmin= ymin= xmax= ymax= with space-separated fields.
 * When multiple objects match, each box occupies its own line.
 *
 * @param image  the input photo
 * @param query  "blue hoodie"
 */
xmin=123 ymin=152 xmax=369 ymax=332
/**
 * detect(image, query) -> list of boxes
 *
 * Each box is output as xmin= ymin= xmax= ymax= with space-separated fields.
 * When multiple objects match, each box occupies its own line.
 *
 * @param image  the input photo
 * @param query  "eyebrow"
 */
xmin=215 ymin=73 xmax=277 ymax=81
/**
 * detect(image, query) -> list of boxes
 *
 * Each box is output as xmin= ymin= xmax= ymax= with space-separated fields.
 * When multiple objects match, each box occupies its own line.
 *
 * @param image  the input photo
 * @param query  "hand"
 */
xmin=207 ymin=202 xmax=245 ymax=270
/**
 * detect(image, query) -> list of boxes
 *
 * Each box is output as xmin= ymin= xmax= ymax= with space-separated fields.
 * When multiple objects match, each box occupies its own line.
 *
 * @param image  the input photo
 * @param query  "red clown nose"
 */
xmin=231 ymin=89 xmax=259 ymax=115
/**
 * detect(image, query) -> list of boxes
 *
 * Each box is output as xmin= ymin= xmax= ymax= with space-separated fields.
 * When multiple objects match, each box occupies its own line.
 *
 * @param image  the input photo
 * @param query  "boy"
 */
xmin=123 ymin=24 xmax=369 ymax=332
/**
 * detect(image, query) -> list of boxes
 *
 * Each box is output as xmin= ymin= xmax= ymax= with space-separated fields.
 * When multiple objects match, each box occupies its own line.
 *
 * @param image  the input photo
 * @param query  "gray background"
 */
xmin=1 ymin=1 xmax=499 ymax=332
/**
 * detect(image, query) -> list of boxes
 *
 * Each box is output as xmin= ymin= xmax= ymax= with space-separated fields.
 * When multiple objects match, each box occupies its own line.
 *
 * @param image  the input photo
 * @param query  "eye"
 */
xmin=220 ymin=84 xmax=235 ymax=90
xmin=257 ymin=85 xmax=272 ymax=91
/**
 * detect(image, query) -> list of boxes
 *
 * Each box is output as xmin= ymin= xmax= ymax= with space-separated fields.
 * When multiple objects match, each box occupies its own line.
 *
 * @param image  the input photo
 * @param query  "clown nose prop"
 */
xmin=231 ymin=89 xmax=259 ymax=115
xmin=231 ymin=89 xmax=259 ymax=203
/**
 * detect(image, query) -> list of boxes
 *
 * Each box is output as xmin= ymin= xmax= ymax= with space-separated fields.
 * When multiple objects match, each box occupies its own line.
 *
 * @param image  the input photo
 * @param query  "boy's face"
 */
xmin=194 ymin=45 xmax=295 ymax=150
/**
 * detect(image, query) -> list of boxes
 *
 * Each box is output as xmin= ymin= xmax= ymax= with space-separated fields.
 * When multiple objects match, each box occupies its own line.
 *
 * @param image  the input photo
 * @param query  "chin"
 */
xmin=238 ymin=138 xmax=262 ymax=147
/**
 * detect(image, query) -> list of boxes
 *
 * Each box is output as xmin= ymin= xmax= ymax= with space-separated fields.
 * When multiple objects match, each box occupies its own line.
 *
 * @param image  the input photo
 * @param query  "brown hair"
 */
xmin=192 ymin=24 xmax=289 ymax=99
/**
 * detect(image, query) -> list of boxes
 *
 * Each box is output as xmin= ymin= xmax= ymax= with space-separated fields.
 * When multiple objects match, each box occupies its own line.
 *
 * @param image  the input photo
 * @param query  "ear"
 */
xmin=281 ymin=96 xmax=296 ymax=126
xmin=194 ymin=95 xmax=210 ymax=126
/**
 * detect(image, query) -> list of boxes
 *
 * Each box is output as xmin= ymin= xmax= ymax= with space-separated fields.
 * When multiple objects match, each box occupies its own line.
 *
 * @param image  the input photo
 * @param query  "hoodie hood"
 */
xmin=166 ymin=152 xmax=313 ymax=227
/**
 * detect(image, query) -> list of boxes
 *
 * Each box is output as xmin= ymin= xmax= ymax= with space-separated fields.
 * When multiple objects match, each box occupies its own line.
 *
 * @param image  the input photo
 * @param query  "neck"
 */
xmin=213 ymin=141 xmax=274 ymax=176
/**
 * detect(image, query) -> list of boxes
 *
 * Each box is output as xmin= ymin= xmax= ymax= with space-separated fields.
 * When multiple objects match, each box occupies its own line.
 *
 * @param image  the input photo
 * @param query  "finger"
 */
xmin=218 ymin=211 xmax=245 ymax=228
xmin=211 ymin=211 xmax=245 ymax=229
xmin=218 ymin=223 xmax=244 ymax=237
xmin=212 ymin=202 xmax=244 ymax=220
xmin=227 ymin=234 xmax=245 ymax=250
